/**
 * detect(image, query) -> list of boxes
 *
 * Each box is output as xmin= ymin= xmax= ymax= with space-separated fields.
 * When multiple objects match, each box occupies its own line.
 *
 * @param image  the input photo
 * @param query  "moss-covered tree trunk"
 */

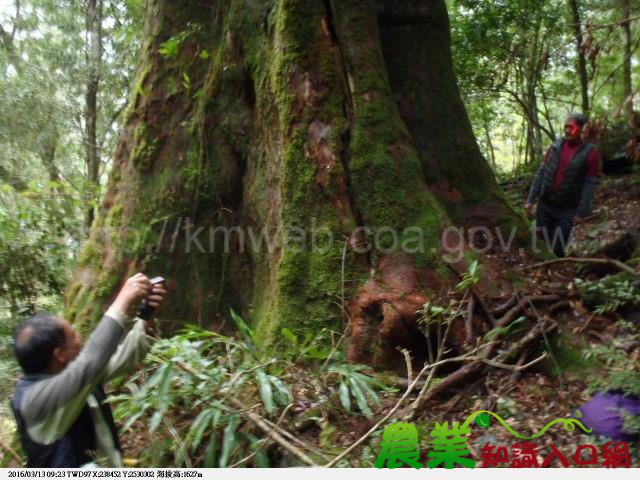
xmin=66 ymin=0 xmax=519 ymax=367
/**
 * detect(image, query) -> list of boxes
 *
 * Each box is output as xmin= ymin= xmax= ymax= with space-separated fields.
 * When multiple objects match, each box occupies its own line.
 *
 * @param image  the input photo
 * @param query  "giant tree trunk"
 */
xmin=65 ymin=0 xmax=519 ymax=367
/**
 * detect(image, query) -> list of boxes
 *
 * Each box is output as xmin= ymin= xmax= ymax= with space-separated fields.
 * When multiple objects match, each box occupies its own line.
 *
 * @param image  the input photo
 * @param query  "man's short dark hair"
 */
xmin=567 ymin=112 xmax=588 ymax=127
xmin=13 ymin=313 xmax=65 ymax=375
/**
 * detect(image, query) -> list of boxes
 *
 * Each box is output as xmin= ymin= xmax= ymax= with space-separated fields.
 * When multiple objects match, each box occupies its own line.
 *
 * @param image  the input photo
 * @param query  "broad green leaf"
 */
xmin=204 ymin=432 xmax=217 ymax=468
xmin=121 ymin=411 xmax=144 ymax=433
xmin=357 ymin=378 xmax=382 ymax=408
xmin=483 ymin=316 xmax=526 ymax=341
xmin=149 ymin=406 xmax=166 ymax=433
xmin=255 ymin=449 xmax=270 ymax=467
xmin=281 ymin=327 xmax=297 ymax=347
xmin=255 ymin=369 xmax=275 ymax=415
xmin=157 ymin=363 xmax=174 ymax=405
xmin=230 ymin=308 xmax=254 ymax=343
xmin=349 ymin=377 xmax=373 ymax=419
xmin=219 ymin=416 xmax=240 ymax=467
xmin=268 ymin=374 xmax=290 ymax=406
xmin=189 ymin=409 xmax=214 ymax=452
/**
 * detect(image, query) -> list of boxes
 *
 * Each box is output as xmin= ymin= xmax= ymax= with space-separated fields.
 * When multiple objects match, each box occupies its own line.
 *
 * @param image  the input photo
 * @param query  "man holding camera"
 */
xmin=11 ymin=273 xmax=166 ymax=467
xmin=525 ymin=112 xmax=601 ymax=257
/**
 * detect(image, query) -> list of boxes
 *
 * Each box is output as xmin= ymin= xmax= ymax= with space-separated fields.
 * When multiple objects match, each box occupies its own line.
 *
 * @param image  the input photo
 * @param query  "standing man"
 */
xmin=525 ymin=113 xmax=600 ymax=257
xmin=12 ymin=273 xmax=167 ymax=467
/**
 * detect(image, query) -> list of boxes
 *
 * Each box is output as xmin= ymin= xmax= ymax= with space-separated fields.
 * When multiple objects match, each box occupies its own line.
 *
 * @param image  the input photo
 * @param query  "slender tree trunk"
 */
xmin=483 ymin=119 xmax=497 ymax=171
xmin=526 ymin=19 xmax=543 ymax=164
xmin=0 ymin=0 xmax=22 ymax=73
xmin=66 ymin=0 xmax=520 ymax=367
xmin=41 ymin=134 xmax=59 ymax=183
xmin=568 ymin=0 xmax=589 ymax=114
xmin=621 ymin=0 xmax=634 ymax=129
xmin=84 ymin=0 xmax=103 ymax=230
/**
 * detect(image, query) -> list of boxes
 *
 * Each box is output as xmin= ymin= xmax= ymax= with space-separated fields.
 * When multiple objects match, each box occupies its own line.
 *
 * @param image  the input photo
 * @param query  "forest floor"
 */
xmin=110 ymin=169 xmax=640 ymax=469
xmin=282 ymin=169 xmax=640 ymax=469
xmin=293 ymin=169 xmax=640 ymax=469
xmin=1 ymin=171 xmax=639 ymax=469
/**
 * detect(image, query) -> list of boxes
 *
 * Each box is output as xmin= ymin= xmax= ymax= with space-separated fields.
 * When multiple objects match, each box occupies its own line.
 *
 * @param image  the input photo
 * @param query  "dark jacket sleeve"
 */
xmin=577 ymin=176 xmax=598 ymax=218
xmin=527 ymin=162 xmax=546 ymax=203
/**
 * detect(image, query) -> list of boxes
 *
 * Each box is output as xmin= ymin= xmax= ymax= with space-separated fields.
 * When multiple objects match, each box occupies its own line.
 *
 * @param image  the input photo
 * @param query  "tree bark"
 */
xmin=66 ymin=0 xmax=520 ymax=366
xmin=84 ymin=0 xmax=103 ymax=230
xmin=568 ymin=0 xmax=589 ymax=114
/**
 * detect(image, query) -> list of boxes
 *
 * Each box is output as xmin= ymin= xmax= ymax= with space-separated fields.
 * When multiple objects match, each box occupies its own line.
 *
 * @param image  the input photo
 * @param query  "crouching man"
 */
xmin=11 ymin=273 xmax=167 ymax=468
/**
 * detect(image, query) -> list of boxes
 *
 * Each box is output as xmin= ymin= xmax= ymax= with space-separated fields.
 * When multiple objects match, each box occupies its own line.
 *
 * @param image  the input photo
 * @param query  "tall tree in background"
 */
xmin=66 ymin=0 xmax=520 ymax=365
xmin=449 ymin=0 xmax=564 ymax=168
xmin=0 ymin=0 xmax=142 ymax=314
xmin=568 ymin=0 xmax=590 ymax=114
xmin=621 ymin=0 xmax=634 ymax=129
xmin=85 ymin=0 xmax=104 ymax=229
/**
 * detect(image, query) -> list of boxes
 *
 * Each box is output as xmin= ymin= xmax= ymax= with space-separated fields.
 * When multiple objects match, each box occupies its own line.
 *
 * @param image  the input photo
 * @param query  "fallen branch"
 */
xmin=172 ymin=361 xmax=319 ymax=467
xmin=548 ymin=300 xmax=570 ymax=314
xmin=229 ymin=399 xmax=318 ymax=467
xmin=465 ymin=296 xmax=475 ymax=345
xmin=578 ymin=313 xmax=597 ymax=333
xmin=399 ymin=348 xmax=413 ymax=384
xmin=482 ymin=352 xmax=548 ymax=371
xmin=509 ymin=348 xmax=532 ymax=383
xmin=492 ymin=294 xmax=517 ymax=317
xmin=498 ymin=294 xmax=561 ymax=327
xmin=521 ymin=257 xmax=638 ymax=276
xmin=261 ymin=418 xmax=332 ymax=462
xmin=409 ymin=302 xmax=559 ymax=407
xmin=230 ymin=404 xmax=294 ymax=468
xmin=0 ymin=439 xmax=22 ymax=466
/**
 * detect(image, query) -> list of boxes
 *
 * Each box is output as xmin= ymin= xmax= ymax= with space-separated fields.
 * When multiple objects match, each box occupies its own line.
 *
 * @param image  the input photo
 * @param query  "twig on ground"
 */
xmin=548 ymin=300 xmax=570 ymax=313
xmin=509 ymin=348 xmax=531 ymax=383
xmin=229 ymin=399 xmax=318 ymax=467
xmin=465 ymin=296 xmax=475 ymax=345
xmin=482 ymin=352 xmax=548 ymax=371
xmin=0 ymin=439 xmax=22 ymax=465
xmin=399 ymin=348 xmax=413 ymax=384
xmin=521 ymin=257 xmax=638 ymax=276
xmin=578 ymin=313 xmax=597 ymax=333
xmin=492 ymin=294 xmax=517 ymax=317
xmin=408 ymin=293 xmax=559 ymax=408
xmin=499 ymin=294 xmax=561 ymax=326
xmin=164 ymin=418 xmax=192 ymax=468
xmin=230 ymin=404 xmax=294 ymax=468
xmin=261 ymin=418 xmax=332 ymax=462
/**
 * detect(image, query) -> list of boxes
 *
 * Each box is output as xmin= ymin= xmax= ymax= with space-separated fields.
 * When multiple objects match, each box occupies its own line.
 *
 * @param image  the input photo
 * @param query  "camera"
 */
xmin=137 ymin=276 xmax=165 ymax=320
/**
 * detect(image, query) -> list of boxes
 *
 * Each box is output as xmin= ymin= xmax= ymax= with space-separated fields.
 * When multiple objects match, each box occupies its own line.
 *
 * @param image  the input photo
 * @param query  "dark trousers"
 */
xmin=535 ymin=201 xmax=575 ymax=257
